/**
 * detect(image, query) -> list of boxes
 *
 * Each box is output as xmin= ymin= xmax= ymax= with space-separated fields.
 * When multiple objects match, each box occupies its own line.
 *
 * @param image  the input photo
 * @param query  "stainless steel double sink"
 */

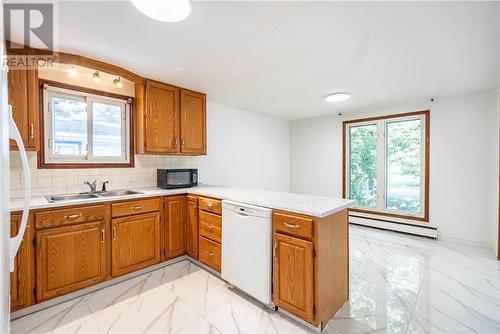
xmin=46 ymin=190 xmax=143 ymax=203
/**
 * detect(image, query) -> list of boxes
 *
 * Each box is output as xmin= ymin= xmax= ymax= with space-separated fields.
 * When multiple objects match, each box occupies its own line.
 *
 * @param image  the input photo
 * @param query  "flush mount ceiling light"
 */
xmin=92 ymin=71 xmax=101 ymax=83
xmin=113 ymin=77 xmax=123 ymax=88
xmin=68 ymin=66 xmax=77 ymax=77
xmin=131 ymin=0 xmax=191 ymax=23
xmin=325 ymin=92 xmax=351 ymax=102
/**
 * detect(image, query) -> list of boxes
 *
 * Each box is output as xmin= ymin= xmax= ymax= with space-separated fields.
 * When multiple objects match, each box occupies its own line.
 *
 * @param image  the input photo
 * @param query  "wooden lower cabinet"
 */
xmin=165 ymin=196 xmax=186 ymax=259
xmin=272 ymin=233 xmax=314 ymax=323
xmin=198 ymin=236 xmax=221 ymax=272
xmin=111 ymin=212 xmax=161 ymax=277
xmin=186 ymin=195 xmax=198 ymax=259
xmin=272 ymin=209 xmax=349 ymax=327
xmin=35 ymin=221 xmax=107 ymax=302
xmin=10 ymin=213 xmax=34 ymax=311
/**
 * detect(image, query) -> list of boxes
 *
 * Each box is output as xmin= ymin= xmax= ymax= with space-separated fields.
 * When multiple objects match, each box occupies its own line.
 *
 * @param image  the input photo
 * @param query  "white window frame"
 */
xmin=43 ymin=84 xmax=131 ymax=165
xmin=345 ymin=113 xmax=427 ymax=219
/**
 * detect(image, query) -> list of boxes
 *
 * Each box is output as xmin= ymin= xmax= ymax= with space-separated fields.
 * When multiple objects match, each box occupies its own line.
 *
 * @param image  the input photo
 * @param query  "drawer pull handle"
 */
xmin=283 ymin=223 xmax=299 ymax=229
xmin=207 ymin=224 xmax=213 ymax=230
xmin=30 ymin=123 xmax=34 ymax=139
xmin=101 ymin=229 xmax=105 ymax=243
xmin=206 ymin=251 xmax=213 ymax=256
xmin=64 ymin=214 xmax=81 ymax=220
xmin=132 ymin=205 xmax=144 ymax=210
xmin=207 ymin=203 xmax=213 ymax=209
xmin=112 ymin=226 xmax=117 ymax=240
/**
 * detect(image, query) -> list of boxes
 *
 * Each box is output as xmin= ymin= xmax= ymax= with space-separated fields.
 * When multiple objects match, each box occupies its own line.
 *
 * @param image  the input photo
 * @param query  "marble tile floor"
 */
xmin=10 ymin=225 xmax=500 ymax=334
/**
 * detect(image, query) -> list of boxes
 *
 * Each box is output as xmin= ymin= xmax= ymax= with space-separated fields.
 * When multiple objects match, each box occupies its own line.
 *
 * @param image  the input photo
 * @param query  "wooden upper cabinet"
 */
xmin=10 ymin=213 xmax=34 ymax=311
xmin=186 ymin=195 xmax=198 ymax=259
xmin=273 ymin=233 xmax=314 ymax=323
xmin=165 ymin=196 xmax=186 ymax=259
xmin=138 ymin=80 xmax=206 ymax=156
xmin=111 ymin=212 xmax=161 ymax=277
xmin=180 ymin=89 xmax=206 ymax=155
xmin=144 ymin=80 xmax=180 ymax=153
xmin=35 ymin=221 xmax=107 ymax=302
xmin=8 ymin=67 xmax=39 ymax=150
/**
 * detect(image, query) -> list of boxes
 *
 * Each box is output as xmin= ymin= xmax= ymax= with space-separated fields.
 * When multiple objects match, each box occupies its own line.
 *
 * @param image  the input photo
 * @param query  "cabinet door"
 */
xmin=8 ymin=67 xmax=39 ymax=150
xmin=144 ymin=81 xmax=179 ymax=153
xmin=180 ymin=89 xmax=206 ymax=155
xmin=273 ymin=233 xmax=314 ymax=323
xmin=165 ymin=196 xmax=186 ymax=259
xmin=186 ymin=195 xmax=198 ymax=259
xmin=112 ymin=212 xmax=161 ymax=276
xmin=10 ymin=213 xmax=34 ymax=311
xmin=36 ymin=221 xmax=107 ymax=302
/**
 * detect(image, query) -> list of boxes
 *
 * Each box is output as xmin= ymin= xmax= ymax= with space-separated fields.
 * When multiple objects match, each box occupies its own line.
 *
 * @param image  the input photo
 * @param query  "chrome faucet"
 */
xmin=83 ymin=180 xmax=97 ymax=193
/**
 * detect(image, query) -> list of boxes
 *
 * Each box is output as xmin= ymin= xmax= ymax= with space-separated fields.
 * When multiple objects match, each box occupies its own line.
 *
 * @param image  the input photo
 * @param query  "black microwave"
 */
xmin=157 ymin=169 xmax=198 ymax=189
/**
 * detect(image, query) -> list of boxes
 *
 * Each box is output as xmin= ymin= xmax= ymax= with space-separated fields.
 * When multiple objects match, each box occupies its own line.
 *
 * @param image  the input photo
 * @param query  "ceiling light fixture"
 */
xmin=68 ymin=66 xmax=77 ymax=77
xmin=131 ymin=0 xmax=191 ymax=23
xmin=325 ymin=92 xmax=351 ymax=102
xmin=92 ymin=71 xmax=101 ymax=83
xmin=113 ymin=77 xmax=123 ymax=88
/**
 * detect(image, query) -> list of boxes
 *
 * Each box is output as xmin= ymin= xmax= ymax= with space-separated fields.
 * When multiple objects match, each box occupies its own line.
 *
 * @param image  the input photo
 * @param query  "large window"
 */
xmin=41 ymin=82 xmax=133 ymax=167
xmin=343 ymin=111 xmax=429 ymax=221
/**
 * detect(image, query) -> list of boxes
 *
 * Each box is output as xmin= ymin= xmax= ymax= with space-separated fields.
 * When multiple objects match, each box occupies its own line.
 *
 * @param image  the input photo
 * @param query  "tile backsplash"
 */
xmin=10 ymin=152 xmax=199 ymax=197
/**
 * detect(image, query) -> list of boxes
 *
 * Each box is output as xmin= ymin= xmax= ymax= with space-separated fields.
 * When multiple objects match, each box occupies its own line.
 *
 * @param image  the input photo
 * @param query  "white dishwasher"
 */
xmin=222 ymin=200 xmax=272 ymax=306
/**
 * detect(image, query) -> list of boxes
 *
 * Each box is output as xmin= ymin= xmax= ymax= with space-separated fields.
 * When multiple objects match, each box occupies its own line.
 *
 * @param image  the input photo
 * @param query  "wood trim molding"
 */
xmin=342 ymin=110 xmax=430 ymax=222
xmin=6 ymin=43 xmax=144 ymax=85
xmin=56 ymin=52 xmax=145 ymax=85
xmin=39 ymin=79 xmax=133 ymax=101
xmin=37 ymin=80 xmax=135 ymax=169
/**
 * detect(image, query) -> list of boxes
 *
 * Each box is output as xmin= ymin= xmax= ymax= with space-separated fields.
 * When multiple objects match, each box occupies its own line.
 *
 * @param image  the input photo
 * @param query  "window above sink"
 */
xmin=39 ymin=80 xmax=134 ymax=168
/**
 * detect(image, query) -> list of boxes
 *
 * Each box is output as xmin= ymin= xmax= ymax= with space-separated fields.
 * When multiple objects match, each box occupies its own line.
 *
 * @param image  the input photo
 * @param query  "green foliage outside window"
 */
xmin=349 ymin=125 xmax=377 ymax=207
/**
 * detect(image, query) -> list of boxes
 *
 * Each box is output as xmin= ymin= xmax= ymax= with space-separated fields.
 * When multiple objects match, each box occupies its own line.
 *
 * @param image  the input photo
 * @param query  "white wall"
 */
xmin=290 ymin=90 xmax=499 ymax=248
xmin=199 ymin=102 xmax=290 ymax=192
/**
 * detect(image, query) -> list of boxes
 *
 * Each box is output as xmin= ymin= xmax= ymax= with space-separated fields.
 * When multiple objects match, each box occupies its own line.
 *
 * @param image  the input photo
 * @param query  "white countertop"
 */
xmin=10 ymin=185 xmax=354 ymax=218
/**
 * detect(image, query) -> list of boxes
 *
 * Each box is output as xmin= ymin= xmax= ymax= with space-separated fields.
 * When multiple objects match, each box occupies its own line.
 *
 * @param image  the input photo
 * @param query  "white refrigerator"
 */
xmin=1 ymin=7 xmax=32 ymax=332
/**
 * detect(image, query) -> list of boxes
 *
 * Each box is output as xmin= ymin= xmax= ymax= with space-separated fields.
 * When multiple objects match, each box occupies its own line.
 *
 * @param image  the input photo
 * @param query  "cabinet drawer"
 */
xmin=112 ymin=198 xmax=161 ymax=218
xmin=198 ymin=197 xmax=222 ymax=215
xmin=199 ymin=210 xmax=221 ymax=243
xmin=198 ymin=236 xmax=221 ymax=272
xmin=35 ymin=205 xmax=105 ymax=229
xmin=272 ymin=211 xmax=314 ymax=239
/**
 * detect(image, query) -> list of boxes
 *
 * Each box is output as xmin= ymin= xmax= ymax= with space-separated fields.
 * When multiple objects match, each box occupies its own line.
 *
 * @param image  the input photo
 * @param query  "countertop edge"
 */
xmin=10 ymin=187 xmax=355 ymax=218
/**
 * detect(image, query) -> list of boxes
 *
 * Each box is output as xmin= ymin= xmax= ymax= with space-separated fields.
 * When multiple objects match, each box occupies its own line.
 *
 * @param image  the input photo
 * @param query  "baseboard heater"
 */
xmin=349 ymin=213 xmax=438 ymax=239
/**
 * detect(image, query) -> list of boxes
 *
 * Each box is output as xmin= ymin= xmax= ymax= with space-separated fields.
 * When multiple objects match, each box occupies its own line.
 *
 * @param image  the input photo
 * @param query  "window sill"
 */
xmin=37 ymin=159 xmax=135 ymax=169
xmin=348 ymin=207 xmax=429 ymax=222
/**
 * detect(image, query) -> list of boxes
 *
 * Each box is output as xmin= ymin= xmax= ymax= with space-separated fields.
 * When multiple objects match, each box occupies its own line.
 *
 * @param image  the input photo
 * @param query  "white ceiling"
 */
xmin=55 ymin=1 xmax=500 ymax=120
